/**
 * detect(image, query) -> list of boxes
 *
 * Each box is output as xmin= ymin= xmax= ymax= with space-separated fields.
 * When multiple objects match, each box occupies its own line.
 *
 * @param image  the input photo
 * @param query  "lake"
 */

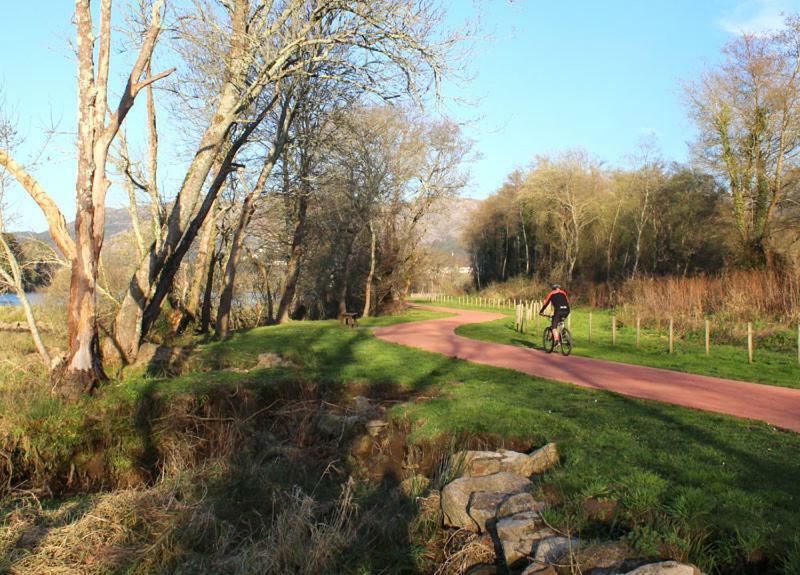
xmin=0 ymin=292 xmax=46 ymax=307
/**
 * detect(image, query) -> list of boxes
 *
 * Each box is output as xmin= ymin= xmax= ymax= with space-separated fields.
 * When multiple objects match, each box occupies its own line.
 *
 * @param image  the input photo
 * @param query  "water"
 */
xmin=0 ymin=292 xmax=46 ymax=307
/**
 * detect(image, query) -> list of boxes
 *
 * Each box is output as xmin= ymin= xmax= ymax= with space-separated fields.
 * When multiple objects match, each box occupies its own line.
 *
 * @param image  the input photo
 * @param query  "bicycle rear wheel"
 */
xmin=542 ymin=327 xmax=555 ymax=353
xmin=560 ymin=328 xmax=572 ymax=356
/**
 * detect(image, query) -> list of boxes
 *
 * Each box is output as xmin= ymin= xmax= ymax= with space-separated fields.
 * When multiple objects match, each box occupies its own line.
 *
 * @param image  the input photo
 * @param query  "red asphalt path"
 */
xmin=373 ymin=305 xmax=800 ymax=433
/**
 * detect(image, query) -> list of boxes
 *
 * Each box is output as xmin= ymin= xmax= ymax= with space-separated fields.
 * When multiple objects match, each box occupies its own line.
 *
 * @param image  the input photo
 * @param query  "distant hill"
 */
xmin=14 ymin=206 xmax=146 ymax=246
xmin=15 ymin=199 xmax=483 ymax=264
xmin=422 ymin=197 xmax=481 ymax=262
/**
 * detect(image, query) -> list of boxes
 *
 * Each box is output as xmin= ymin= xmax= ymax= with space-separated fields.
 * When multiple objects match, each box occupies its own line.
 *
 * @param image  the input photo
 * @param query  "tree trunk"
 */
xmin=519 ymin=204 xmax=530 ymax=276
xmin=338 ymin=233 xmax=360 ymax=317
xmin=0 ymin=232 xmax=51 ymax=367
xmin=216 ymin=102 xmax=292 ymax=338
xmin=65 ymin=0 xmax=106 ymax=394
xmin=178 ymin=196 xmax=219 ymax=333
xmin=263 ymin=265 xmax=274 ymax=324
xmin=631 ymin=179 xmax=651 ymax=279
xmin=276 ymin=191 xmax=309 ymax=324
xmin=362 ymin=221 xmax=376 ymax=317
xmin=199 ymin=250 xmax=219 ymax=334
xmin=605 ymin=197 xmax=622 ymax=284
xmin=113 ymin=100 xmax=267 ymax=359
xmin=216 ymin=196 xmax=256 ymax=339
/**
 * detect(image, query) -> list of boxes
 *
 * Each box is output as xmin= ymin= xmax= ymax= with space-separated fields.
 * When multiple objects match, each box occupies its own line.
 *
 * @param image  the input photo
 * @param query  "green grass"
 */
xmin=414 ymin=298 xmax=800 ymax=389
xmin=194 ymin=311 xmax=800 ymax=572
xmin=3 ymin=307 xmax=800 ymax=573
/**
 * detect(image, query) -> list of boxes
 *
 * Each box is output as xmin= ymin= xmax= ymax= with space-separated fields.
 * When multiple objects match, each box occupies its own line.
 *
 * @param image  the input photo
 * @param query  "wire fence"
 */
xmin=417 ymin=293 xmax=800 ymax=366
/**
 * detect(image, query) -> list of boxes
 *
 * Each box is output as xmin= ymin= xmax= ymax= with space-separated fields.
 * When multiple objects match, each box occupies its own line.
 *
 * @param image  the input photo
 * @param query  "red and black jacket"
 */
xmin=540 ymin=288 xmax=570 ymax=315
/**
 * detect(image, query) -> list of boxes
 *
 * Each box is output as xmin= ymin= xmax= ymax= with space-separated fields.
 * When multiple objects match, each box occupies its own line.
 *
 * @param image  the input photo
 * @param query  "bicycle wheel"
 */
xmin=560 ymin=328 xmax=572 ymax=356
xmin=542 ymin=327 xmax=555 ymax=353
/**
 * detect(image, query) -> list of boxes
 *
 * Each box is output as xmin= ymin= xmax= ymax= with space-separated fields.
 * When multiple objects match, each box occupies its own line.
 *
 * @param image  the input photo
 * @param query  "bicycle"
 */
xmin=540 ymin=314 xmax=572 ymax=356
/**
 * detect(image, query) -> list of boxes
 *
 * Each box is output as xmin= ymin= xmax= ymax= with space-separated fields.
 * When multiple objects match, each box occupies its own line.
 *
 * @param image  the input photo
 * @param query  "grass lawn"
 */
xmin=412 ymin=298 xmax=800 ymax=389
xmin=203 ymin=311 xmax=800 ymax=572
xmin=3 ymin=308 xmax=800 ymax=573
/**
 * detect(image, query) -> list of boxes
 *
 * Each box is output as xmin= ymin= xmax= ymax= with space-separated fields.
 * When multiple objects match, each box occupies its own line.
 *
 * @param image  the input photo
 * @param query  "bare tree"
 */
xmin=216 ymin=95 xmax=296 ymax=338
xmin=687 ymin=18 xmax=800 ymax=266
xmin=0 ymin=0 xmax=172 ymax=392
xmin=113 ymin=0 xmax=455 ymax=358
xmin=523 ymin=151 xmax=601 ymax=283
xmin=629 ymin=139 xmax=664 ymax=279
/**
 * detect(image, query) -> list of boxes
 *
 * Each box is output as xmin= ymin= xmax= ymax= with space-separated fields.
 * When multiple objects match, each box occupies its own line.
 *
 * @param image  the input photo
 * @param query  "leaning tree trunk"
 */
xmin=177 ymin=195 xmax=219 ymax=333
xmin=216 ymin=104 xmax=291 ymax=338
xmin=112 ymin=23 xmax=262 ymax=361
xmin=216 ymin=196 xmax=256 ymax=339
xmin=0 ymin=232 xmax=51 ymax=367
xmin=362 ymin=221 xmax=377 ymax=317
xmin=199 ymin=250 xmax=218 ymax=334
xmin=276 ymin=191 xmax=309 ymax=324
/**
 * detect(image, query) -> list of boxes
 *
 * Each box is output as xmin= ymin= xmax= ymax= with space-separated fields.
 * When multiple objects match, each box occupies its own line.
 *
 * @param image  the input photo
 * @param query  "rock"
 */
xmin=498 ymin=492 xmax=545 ymax=518
xmin=399 ymin=474 xmax=430 ymax=497
xmin=351 ymin=395 xmax=382 ymax=419
xmin=316 ymin=411 xmax=364 ymax=438
xmin=533 ymin=535 xmax=579 ymax=564
xmin=495 ymin=510 xmax=557 ymax=568
xmin=366 ymin=419 xmax=388 ymax=437
xmin=455 ymin=444 xmax=560 ymax=479
xmin=624 ymin=562 xmax=701 ymax=575
xmin=441 ymin=472 xmax=532 ymax=530
xmin=468 ymin=491 xmax=508 ymax=533
xmin=520 ymin=443 xmax=560 ymax=475
xmin=572 ymin=540 xmax=632 ymax=573
xmin=257 ymin=352 xmax=292 ymax=368
xmin=467 ymin=491 xmax=545 ymax=534
xmin=458 ymin=451 xmax=504 ymax=476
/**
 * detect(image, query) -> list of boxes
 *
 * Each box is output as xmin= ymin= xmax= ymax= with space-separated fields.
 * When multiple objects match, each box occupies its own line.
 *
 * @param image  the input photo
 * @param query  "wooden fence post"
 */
xmin=705 ymin=319 xmax=710 ymax=356
xmin=748 ymin=322 xmax=753 ymax=364
xmin=527 ymin=302 xmax=533 ymax=333
xmin=612 ymin=316 xmax=617 ymax=346
xmin=636 ymin=316 xmax=641 ymax=349
xmin=669 ymin=318 xmax=674 ymax=354
xmin=588 ymin=311 xmax=592 ymax=343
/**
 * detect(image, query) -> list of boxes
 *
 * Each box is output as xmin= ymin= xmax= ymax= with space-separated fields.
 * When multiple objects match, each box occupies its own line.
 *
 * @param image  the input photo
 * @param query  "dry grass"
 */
xmin=618 ymin=269 xmax=800 ymax=323
xmin=474 ymin=276 xmax=550 ymax=302
xmin=0 ymin=470 xmax=362 ymax=575
xmin=0 ymin=486 xmax=183 ymax=574
xmin=433 ymin=530 xmax=496 ymax=575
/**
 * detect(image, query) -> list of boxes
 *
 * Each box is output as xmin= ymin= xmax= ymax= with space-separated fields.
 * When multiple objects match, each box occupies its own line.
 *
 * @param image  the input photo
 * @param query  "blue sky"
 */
xmin=2 ymin=0 xmax=800 ymax=230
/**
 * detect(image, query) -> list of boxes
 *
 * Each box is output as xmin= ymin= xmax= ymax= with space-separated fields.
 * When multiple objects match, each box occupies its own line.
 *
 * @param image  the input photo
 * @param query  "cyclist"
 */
xmin=539 ymin=283 xmax=570 ymax=341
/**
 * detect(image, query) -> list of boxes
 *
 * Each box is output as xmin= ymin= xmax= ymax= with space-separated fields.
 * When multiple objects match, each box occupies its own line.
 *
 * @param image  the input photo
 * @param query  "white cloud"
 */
xmin=718 ymin=0 xmax=797 ymax=35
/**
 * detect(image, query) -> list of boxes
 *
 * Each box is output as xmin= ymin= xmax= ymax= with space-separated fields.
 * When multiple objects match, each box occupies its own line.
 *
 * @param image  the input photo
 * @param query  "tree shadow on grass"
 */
xmin=3 ymin=321 xmax=458 ymax=574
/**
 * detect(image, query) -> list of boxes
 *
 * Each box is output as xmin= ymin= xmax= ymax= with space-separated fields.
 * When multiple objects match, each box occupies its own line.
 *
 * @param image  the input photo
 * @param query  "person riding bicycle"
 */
xmin=539 ymin=283 xmax=570 ymax=341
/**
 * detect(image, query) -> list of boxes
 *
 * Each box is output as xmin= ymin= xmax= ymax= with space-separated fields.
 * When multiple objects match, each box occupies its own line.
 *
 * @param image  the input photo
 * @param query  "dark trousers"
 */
xmin=551 ymin=311 xmax=569 ymax=330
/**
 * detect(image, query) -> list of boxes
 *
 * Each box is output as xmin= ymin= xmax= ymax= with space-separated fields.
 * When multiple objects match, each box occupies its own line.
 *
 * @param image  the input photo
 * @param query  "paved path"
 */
xmin=373 ymin=305 xmax=800 ymax=432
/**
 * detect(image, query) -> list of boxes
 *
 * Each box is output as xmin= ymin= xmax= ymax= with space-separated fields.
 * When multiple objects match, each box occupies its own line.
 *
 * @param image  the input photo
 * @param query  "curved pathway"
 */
xmin=373 ymin=305 xmax=800 ymax=432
